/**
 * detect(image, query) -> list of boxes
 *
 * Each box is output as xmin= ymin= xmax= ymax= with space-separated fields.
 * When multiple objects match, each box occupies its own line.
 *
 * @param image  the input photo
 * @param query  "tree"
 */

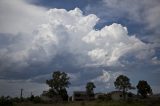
xmin=46 ymin=71 xmax=70 ymax=101
xmin=114 ymin=75 xmax=133 ymax=100
xmin=136 ymin=80 xmax=152 ymax=98
xmin=86 ymin=82 xmax=96 ymax=97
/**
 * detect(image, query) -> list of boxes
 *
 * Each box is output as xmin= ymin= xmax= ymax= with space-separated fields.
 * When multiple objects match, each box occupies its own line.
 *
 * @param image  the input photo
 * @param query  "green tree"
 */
xmin=136 ymin=80 xmax=152 ymax=98
xmin=114 ymin=75 xmax=133 ymax=100
xmin=86 ymin=82 xmax=96 ymax=97
xmin=46 ymin=71 xmax=70 ymax=101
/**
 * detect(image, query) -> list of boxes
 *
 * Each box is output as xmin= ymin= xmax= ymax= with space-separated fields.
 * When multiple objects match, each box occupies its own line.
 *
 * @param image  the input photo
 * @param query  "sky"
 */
xmin=0 ymin=0 xmax=160 ymax=97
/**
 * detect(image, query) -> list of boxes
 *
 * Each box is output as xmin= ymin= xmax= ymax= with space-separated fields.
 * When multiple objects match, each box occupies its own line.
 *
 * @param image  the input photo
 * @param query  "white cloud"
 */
xmin=151 ymin=57 xmax=160 ymax=65
xmin=88 ymin=48 xmax=106 ymax=62
xmin=83 ymin=23 xmax=149 ymax=66
xmin=112 ymin=71 xmax=123 ymax=79
xmin=85 ymin=0 xmax=160 ymax=43
xmin=0 ymin=4 xmax=99 ymax=72
xmin=0 ymin=0 xmax=47 ymax=34
xmin=102 ymin=0 xmax=160 ymax=42
xmin=92 ymin=70 xmax=110 ymax=83
xmin=0 ymin=0 xmax=157 ymax=96
xmin=0 ymin=0 xmax=153 ymax=72
xmin=91 ymin=70 xmax=124 ymax=89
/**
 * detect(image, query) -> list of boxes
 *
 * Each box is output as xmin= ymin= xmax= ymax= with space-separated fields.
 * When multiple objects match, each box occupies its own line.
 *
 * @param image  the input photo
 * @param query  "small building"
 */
xmin=40 ymin=91 xmax=63 ymax=102
xmin=72 ymin=91 xmax=95 ymax=101
xmin=40 ymin=95 xmax=62 ymax=102
xmin=110 ymin=91 xmax=126 ymax=101
xmin=40 ymin=95 xmax=52 ymax=102
xmin=95 ymin=93 xmax=106 ymax=99
xmin=72 ymin=91 xmax=87 ymax=101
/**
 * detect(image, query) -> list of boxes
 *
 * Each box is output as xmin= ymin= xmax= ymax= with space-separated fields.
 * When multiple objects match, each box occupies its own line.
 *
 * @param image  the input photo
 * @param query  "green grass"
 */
xmin=14 ymin=100 xmax=160 ymax=106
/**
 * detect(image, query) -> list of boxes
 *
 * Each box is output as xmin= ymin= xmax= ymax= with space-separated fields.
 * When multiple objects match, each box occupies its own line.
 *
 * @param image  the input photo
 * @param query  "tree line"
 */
xmin=0 ymin=70 xmax=154 ymax=105
xmin=43 ymin=71 xmax=152 ymax=101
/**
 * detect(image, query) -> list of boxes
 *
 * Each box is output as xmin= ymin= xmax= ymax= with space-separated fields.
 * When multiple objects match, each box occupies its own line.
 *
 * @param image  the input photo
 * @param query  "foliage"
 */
xmin=42 ymin=89 xmax=57 ymax=98
xmin=32 ymin=96 xmax=42 ymax=103
xmin=46 ymin=71 xmax=70 ymax=101
xmin=136 ymin=80 xmax=152 ymax=98
xmin=11 ymin=97 xmax=21 ymax=103
xmin=0 ymin=96 xmax=13 ymax=106
xmin=29 ymin=95 xmax=35 ymax=102
xmin=58 ymin=88 xmax=68 ymax=101
xmin=114 ymin=75 xmax=133 ymax=100
xmin=86 ymin=82 xmax=96 ymax=96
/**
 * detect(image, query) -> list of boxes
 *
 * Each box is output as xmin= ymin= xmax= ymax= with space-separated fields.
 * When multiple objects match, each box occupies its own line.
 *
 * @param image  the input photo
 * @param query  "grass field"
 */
xmin=14 ymin=100 xmax=160 ymax=106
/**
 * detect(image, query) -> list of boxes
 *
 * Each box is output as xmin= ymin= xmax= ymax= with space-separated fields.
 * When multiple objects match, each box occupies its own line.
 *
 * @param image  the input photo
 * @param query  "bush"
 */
xmin=32 ymin=96 xmax=42 ymax=103
xmin=11 ymin=97 xmax=21 ymax=103
xmin=0 ymin=96 xmax=13 ymax=106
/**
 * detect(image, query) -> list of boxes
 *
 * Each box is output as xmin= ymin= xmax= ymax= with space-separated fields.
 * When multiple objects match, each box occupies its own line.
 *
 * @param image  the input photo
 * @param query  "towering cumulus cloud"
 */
xmin=0 ymin=0 xmax=155 ymax=96
xmin=37 ymin=8 xmax=151 ymax=67
xmin=83 ymin=23 xmax=148 ymax=66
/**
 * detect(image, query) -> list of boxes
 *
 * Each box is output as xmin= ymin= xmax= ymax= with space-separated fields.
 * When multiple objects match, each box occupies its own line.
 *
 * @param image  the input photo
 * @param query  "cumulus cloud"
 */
xmin=83 ymin=23 xmax=149 ymax=66
xmin=0 ymin=4 xmax=97 ymax=73
xmin=0 ymin=4 xmax=151 ymax=74
xmin=0 ymin=0 xmax=47 ymax=34
xmin=151 ymin=57 xmax=160 ymax=65
xmin=85 ymin=0 xmax=160 ymax=43
xmin=92 ymin=70 xmax=110 ymax=83
xmin=102 ymin=0 xmax=160 ymax=25
xmin=102 ymin=0 xmax=160 ymax=42
xmin=91 ymin=70 xmax=124 ymax=91
xmin=0 ymin=0 xmax=158 ymax=96
xmin=0 ymin=1 xmax=153 ymax=73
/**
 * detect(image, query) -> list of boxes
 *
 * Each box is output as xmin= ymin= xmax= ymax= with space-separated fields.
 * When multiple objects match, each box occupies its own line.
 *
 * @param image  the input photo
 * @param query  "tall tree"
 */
xmin=86 ymin=82 xmax=96 ymax=97
xmin=136 ymin=80 xmax=152 ymax=98
xmin=46 ymin=71 xmax=70 ymax=101
xmin=114 ymin=75 xmax=133 ymax=100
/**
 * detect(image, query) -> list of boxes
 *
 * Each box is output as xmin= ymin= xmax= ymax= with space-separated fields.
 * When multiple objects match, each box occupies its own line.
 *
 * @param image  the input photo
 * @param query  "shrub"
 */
xmin=0 ymin=96 xmax=13 ymax=106
xmin=32 ymin=96 xmax=42 ymax=103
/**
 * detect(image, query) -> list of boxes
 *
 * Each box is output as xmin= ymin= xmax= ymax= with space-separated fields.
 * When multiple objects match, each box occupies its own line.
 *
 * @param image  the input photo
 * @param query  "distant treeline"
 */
xmin=0 ymin=71 xmax=157 ymax=106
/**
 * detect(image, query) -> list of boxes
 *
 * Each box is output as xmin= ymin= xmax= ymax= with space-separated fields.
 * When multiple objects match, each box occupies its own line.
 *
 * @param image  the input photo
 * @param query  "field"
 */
xmin=14 ymin=100 xmax=160 ymax=106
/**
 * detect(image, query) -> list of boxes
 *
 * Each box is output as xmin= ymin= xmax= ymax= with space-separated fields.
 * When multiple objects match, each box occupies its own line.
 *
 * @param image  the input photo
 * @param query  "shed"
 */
xmin=110 ymin=91 xmax=127 ymax=101
xmin=72 ymin=91 xmax=87 ymax=101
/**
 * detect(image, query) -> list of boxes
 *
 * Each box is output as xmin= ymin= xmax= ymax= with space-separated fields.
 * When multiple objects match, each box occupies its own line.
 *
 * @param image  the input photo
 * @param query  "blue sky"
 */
xmin=0 ymin=0 xmax=160 ymax=97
